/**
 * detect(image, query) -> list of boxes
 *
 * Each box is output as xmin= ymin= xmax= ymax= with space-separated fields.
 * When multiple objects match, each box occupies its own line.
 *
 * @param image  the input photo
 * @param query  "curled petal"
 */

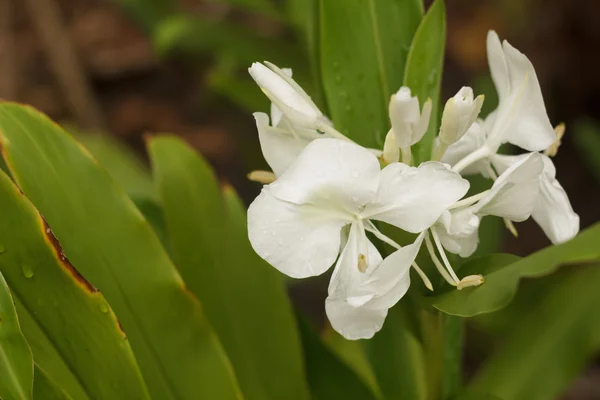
xmin=254 ymin=112 xmax=320 ymax=177
xmin=436 ymin=210 xmax=480 ymax=257
xmin=248 ymin=188 xmax=348 ymax=278
xmin=364 ymin=162 xmax=470 ymax=233
xmin=531 ymin=156 xmax=579 ymax=244
xmin=475 ymin=152 xmax=544 ymax=221
xmin=269 ymin=138 xmax=381 ymax=211
xmin=325 ymin=299 xmax=387 ymax=340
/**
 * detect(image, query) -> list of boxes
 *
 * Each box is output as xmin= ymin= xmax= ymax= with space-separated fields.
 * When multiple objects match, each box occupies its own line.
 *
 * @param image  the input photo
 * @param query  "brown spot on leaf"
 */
xmin=42 ymin=218 xmax=98 ymax=293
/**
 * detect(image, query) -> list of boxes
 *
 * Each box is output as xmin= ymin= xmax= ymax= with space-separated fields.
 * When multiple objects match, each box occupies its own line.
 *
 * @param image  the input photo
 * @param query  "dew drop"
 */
xmin=98 ymin=303 xmax=109 ymax=314
xmin=277 ymin=239 xmax=284 ymax=246
xmin=333 ymin=61 xmax=340 ymax=70
xmin=335 ymin=75 xmax=343 ymax=84
xmin=0 ymin=245 xmax=6 ymax=254
xmin=46 ymin=228 xmax=51 ymax=234
xmin=345 ymin=105 xmax=353 ymax=113
xmin=21 ymin=265 xmax=34 ymax=279
xmin=271 ymin=231 xmax=277 ymax=236
xmin=351 ymin=196 xmax=358 ymax=202
xmin=351 ymin=170 xmax=359 ymax=178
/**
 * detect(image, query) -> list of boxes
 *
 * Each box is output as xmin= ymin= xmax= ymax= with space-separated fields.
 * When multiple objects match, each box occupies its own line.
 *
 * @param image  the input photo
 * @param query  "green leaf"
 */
xmin=469 ymin=265 xmax=600 ymax=400
xmin=14 ymin=303 xmax=88 ymax=400
xmin=0 ymin=103 xmax=241 ymax=400
xmin=322 ymin=328 xmax=380 ymax=397
xmin=298 ymin=317 xmax=378 ymax=400
xmin=0 ymin=271 xmax=33 ymax=400
xmin=319 ymin=0 xmax=423 ymax=147
xmin=574 ymin=119 xmax=600 ymax=183
xmin=0 ymin=168 xmax=150 ymax=399
xmin=76 ymin=134 xmax=158 ymax=204
xmin=148 ymin=136 xmax=310 ymax=400
xmin=403 ymin=0 xmax=446 ymax=163
xmin=430 ymin=222 xmax=600 ymax=316
xmin=362 ymin=300 xmax=427 ymax=400
xmin=33 ymin=366 xmax=74 ymax=400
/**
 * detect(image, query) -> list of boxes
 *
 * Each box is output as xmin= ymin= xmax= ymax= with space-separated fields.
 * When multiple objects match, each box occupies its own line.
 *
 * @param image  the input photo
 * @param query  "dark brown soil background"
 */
xmin=2 ymin=0 xmax=599 ymax=398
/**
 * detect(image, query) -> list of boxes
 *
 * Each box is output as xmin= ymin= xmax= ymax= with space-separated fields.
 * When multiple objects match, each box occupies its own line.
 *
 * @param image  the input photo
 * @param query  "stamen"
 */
xmin=424 ymin=232 xmax=458 ymax=286
xmin=412 ymin=261 xmax=434 ymax=291
xmin=449 ymin=190 xmax=490 ymax=210
xmin=430 ymin=227 xmax=461 ymax=283
xmin=248 ymin=170 xmax=276 ymax=184
xmin=544 ymin=123 xmax=565 ymax=157
xmin=452 ymin=145 xmax=490 ymax=173
xmin=357 ymin=254 xmax=368 ymax=273
xmin=457 ymin=274 xmax=484 ymax=290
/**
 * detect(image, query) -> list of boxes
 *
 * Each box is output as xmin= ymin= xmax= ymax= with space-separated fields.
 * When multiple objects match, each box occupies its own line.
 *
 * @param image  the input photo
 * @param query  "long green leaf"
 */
xmin=362 ymin=299 xmax=427 ymax=400
xmin=470 ymin=265 xmax=600 ymax=400
xmin=403 ymin=0 xmax=446 ymax=163
xmin=33 ymin=366 xmax=74 ymax=400
xmin=298 ymin=317 xmax=378 ymax=400
xmin=319 ymin=0 xmax=422 ymax=147
xmin=0 ymin=272 xmax=33 ymax=400
xmin=148 ymin=136 xmax=310 ymax=400
xmin=430 ymin=222 xmax=600 ymax=316
xmin=14 ymin=302 xmax=88 ymax=400
xmin=0 ymin=103 xmax=241 ymax=400
xmin=0 ymin=168 xmax=150 ymax=399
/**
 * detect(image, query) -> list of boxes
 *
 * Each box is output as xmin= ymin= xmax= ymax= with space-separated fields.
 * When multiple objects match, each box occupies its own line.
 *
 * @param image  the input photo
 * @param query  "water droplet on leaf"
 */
xmin=0 ymin=245 xmax=6 ymax=254
xmin=21 ymin=265 xmax=34 ymax=279
xmin=99 ymin=303 xmax=109 ymax=314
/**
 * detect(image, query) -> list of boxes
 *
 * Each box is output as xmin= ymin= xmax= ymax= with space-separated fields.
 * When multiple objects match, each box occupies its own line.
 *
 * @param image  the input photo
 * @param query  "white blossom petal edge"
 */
xmin=248 ymin=138 xmax=469 ymax=339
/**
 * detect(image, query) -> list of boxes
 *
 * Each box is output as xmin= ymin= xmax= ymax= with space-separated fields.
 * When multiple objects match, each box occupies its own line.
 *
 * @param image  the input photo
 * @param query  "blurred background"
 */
xmin=1 ymin=0 xmax=599 ymax=398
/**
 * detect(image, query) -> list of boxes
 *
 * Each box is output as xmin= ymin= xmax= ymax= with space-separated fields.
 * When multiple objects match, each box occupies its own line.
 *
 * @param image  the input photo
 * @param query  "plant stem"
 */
xmin=442 ymin=315 xmax=464 ymax=399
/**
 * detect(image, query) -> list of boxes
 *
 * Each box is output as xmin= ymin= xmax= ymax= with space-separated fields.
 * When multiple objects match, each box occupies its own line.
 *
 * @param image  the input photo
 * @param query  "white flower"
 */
xmin=492 ymin=153 xmax=579 ymax=244
xmin=248 ymin=138 xmax=469 ymax=339
xmin=439 ymin=87 xmax=484 ymax=146
xmin=389 ymin=87 xmax=432 ymax=149
xmin=249 ymin=62 xmax=326 ymax=129
xmin=436 ymin=152 xmax=544 ymax=257
xmin=446 ymin=31 xmax=556 ymax=173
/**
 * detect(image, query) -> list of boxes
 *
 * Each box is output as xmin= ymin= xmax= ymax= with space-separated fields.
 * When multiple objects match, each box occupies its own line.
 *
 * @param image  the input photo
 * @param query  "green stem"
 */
xmin=442 ymin=315 xmax=463 ymax=399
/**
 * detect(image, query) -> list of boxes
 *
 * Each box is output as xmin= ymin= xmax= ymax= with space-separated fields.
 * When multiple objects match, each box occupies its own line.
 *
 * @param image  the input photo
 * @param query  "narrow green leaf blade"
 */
xmin=149 ymin=136 xmax=310 ymax=400
xmin=430 ymin=222 xmax=600 ymax=316
xmin=362 ymin=300 xmax=427 ymax=400
xmin=470 ymin=266 xmax=600 ymax=400
xmin=298 ymin=318 xmax=378 ymax=400
xmin=33 ymin=366 xmax=74 ymax=400
xmin=0 ymin=272 xmax=33 ymax=400
xmin=0 ymin=103 xmax=241 ymax=400
xmin=403 ymin=0 xmax=446 ymax=163
xmin=0 ymin=168 xmax=150 ymax=399
xmin=319 ymin=0 xmax=422 ymax=147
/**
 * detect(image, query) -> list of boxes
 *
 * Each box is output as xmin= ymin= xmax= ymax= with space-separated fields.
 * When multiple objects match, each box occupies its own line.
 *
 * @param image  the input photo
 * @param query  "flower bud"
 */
xmin=389 ymin=86 xmax=432 ymax=148
xmin=382 ymin=130 xmax=399 ymax=164
xmin=439 ymin=87 xmax=484 ymax=146
xmin=249 ymin=62 xmax=324 ymax=129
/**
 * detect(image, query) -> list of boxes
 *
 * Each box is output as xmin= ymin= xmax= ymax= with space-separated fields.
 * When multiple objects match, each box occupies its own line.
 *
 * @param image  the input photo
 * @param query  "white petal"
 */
xmin=474 ymin=152 xmax=544 ymax=221
xmin=485 ymin=38 xmax=555 ymax=152
xmin=436 ymin=210 xmax=480 ymax=257
xmin=328 ymin=222 xmax=383 ymax=304
xmin=413 ymin=99 xmax=432 ymax=145
xmin=248 ymin=188 xmax=348 ymax=278
xmin=325 ymin=298 xmax=387 ymax=340
xmin=254 ymin=112 xmax=320 ymax=177
xmin=325 ymin=231 xmax=423 ymax=340
xmin=439 ymin=87 xmax=483 ymax=145
xmin=531 ymin=156 xmax=579 ymax=244
xmin=389 ymin=87 xmax=421 ymax=148
xmin=487 ymin=31 xmax=510 ymax=101
xmin=269 ymin=138 xmax=381 ymax=211
xmin=360 ymin=233 xmax=424 ymax=310
xmin=270 ymin=103 xmax=283 ymax=127
xmin=249 ymin=62 xmax=321 ymax=128
xmin=441 ymin=121 xmax=491 ymax=176
xmin=364 ymin=162 xmax=470 ymax=233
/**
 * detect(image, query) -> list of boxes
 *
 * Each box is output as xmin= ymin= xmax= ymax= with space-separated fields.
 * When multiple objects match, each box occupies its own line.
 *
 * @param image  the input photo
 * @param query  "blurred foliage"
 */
xmin=0 ymin=0 xmax=599 ymax=399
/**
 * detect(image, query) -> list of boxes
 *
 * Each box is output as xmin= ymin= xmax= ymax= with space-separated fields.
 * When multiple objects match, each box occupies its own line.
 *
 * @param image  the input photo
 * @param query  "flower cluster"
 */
xmin=246 ymin=31 xmax=579 ymax=340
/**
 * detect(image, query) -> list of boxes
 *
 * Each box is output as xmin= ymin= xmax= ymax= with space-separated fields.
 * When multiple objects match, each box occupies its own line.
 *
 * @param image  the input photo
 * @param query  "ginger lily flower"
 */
xmin=448 ymin=31 xmax=556 ymax=173
xmin=388 ymin=86 xmax=432 ymax=165
xmin=248 ymin=138 xmax=469 ymax=339
xmin=435 ymin=87 xmax=484 ymax=160
xmin=435 ymin=152 xmax=544 ymax=257
xmin=492 ymin=153 xmax=579 ymax=244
